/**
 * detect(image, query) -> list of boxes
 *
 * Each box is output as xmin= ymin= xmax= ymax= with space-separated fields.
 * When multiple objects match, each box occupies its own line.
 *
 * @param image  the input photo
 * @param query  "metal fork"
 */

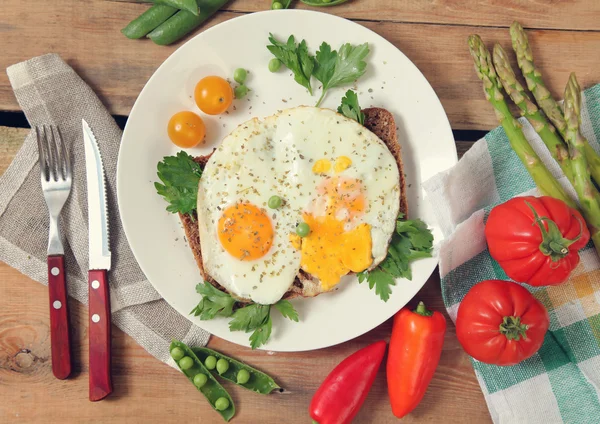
xmin=37 ymin=125 xmax=72 ymax=380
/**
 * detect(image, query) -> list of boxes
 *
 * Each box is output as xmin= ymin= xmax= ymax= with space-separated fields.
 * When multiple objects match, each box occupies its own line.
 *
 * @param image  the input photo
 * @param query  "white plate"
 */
xmin=117 ymin=10 xmax=457 ymax=351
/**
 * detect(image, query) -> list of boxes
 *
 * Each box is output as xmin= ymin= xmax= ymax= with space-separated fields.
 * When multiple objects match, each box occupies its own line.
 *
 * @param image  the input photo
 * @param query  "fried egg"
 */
xmin=197 ymin=106 xmax=400 ymax=304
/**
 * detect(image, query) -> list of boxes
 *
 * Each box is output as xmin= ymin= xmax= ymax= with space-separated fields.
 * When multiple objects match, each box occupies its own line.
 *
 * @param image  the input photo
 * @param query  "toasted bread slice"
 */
xmin=179 ymin=107 xmax=407 ymax=301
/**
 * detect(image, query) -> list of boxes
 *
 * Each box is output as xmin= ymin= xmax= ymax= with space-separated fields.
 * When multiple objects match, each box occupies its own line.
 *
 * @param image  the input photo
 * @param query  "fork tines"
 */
xmin=36 ymin=125 xmax=71 ymax=182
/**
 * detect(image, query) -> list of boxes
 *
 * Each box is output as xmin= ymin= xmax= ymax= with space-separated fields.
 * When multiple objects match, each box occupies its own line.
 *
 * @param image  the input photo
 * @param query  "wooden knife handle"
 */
xmin=47 ymin=255 xmax=72 ymax=380
xmin=88 ymin=269 xmax=112 ymax=401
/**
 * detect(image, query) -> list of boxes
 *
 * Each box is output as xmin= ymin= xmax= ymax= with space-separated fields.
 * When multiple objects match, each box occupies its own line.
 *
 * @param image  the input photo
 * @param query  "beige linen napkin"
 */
xmin=2 ymin=54 xmax=210 ymax=364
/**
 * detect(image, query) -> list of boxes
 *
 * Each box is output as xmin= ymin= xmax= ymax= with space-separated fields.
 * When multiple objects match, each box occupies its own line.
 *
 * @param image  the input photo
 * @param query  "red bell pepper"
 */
xmin=309 ymin=340 xmax=386 ymax=424
xmin=387 ymin=301 xmax=446 ymax=418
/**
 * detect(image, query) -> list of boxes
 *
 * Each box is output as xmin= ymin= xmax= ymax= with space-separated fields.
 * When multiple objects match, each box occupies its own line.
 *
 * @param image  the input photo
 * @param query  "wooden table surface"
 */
xmin=1 ymin=1 xmax=599 ymax=423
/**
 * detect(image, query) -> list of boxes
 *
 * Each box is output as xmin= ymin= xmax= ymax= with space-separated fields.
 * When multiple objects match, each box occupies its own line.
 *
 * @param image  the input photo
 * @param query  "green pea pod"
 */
xmin=192 ymin=347 xmax=282 ymax=395
xmin=170 ymin=341 xmax=235 ymax=422
xmin=271 ymin=0 xmax=293 ymax=9
xmin=300 ymin=0 xmax=349 ymax=6
xmin=122 ymin=4 xmax=178 ymax=39
xmin=148 ymin=0 xmax=230 ymax=45
xmin=155 ymin=0 xmax=199 ymax=15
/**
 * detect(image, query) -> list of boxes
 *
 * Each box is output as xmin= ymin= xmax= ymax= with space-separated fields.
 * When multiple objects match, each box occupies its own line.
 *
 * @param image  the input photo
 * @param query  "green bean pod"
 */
xmin=155 ymin=0 xmax=199 ymax=15
xmin=300 ymin=0 xmax=349 ymax=6
xmin=121 ymin=4 xmax=178 ymax=39
xmin=170 ymin=341 xmax=235 ymax=422
xmin=271 ymin=0 xmax=293 ymax=9
xmin=148 ymin=0 xmax=230 ymax=45
xmin=192 ymin=347 xmax=281 ymax=395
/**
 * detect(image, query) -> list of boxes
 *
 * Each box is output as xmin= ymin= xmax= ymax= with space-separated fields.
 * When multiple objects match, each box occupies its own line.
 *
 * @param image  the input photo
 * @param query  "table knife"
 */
xmin=82 ymin=119 xmax=113 ymax=401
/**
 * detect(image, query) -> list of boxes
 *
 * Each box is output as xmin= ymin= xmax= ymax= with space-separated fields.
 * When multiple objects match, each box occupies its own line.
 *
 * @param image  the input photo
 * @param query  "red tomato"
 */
xmin=485 ymin=196 xmax=589 ymax=286
xmin=456 ymin=280 xmax=549 ymax=366
xmin=168 ymin=111 xmax=206 ymax=148
xmin=194 ymin=76 xmax=233 ymax=115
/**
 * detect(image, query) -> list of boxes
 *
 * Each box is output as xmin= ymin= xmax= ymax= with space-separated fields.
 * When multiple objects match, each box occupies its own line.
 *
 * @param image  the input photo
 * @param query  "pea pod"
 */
xmin=148 ymin=0 xmax=230 ymax=46
xmin=154 ymin=0 xmax=199 ymax=15
xmin=271 ymin=0 xmax=293 ymax=9
xmin=192 ymin=347 xmax=281 ymax=395
xmin=170 ymin=341 xmax=235 ymax=422
xmin=300 ymin=0 xmax=349 ymax=6
xmin=122 ymin=4 xmax=178 ymax=39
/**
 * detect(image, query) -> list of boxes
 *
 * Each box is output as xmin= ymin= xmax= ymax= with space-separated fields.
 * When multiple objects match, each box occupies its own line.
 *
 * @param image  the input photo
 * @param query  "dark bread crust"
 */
xmin=180 ymin=108 xmax=407 ymax=300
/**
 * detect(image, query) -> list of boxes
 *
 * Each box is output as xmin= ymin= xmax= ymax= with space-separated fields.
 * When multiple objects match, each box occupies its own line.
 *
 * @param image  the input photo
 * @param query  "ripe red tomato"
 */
xmin=456 ymin=280 xmax=549 ymax=366
xmin=485 ymin=196 xmax=589 ymax=286
xmin=168 ymin=111 xmax=206 ymax=148
xmin=194 ymin=76 xmax=233 ymax=115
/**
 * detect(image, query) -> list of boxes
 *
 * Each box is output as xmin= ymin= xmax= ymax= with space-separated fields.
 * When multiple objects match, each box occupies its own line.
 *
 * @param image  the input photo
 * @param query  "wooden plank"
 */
xmin=1 ymin=1 xmax=599 ymax=130
xmin=0 ymin=261 xmax=490 ymax=423
xmin=111 ymin=0 xmax=600 ymax=31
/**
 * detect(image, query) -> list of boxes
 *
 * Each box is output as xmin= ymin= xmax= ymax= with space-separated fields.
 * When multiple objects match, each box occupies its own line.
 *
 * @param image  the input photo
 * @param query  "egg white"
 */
xmin=197 ymin=106 xmax=400 ymax=305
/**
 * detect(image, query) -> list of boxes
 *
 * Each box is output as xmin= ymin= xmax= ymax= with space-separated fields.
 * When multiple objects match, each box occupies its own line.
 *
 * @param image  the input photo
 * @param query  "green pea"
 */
xmin=216 ymin=358 xmax=230 ymax=375
xmin=179 ymin=356 xmax=193 ymax=370
xmin=272 ymin=1 xmax=283 ymax=9
xmin=170 ymin=347 xmax=185 ymax=361
xmin=192 ymin=373 xmax=208 ymax=388
xmin=215 ymin=397 xmax=230 ymax=411
xmin=237 ymin=369 xmax=251 ymax=384
xmin=269 ymin=58 xmax=282 ymax=73
xmin=296 ymin=222 xmax=310 ymax=237
xmin=205 ymin=355 xmax=217 ymax=370
xmin=233 ymin=68 xmax=247 ymax=84
xmin=268 ymin=195 xmax=283 ymax=209
xmin=234 ymin=84 xmax=248 ymax=99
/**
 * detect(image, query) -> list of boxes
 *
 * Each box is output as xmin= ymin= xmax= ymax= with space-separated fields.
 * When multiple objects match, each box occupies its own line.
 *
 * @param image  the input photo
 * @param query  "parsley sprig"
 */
xmin=358 ymin=214 xmax=434 ymax=302
xmin=267 ymin=34 xmax=314 ymax=95
xmin=337 ymin=89 xmax=365 ymax=125
xmin=267 ymin=35 xmax=370 ymax=107
xmin=155 ymin=151 xmax=202 ymax=215
xmin=191 ymin=282 xmax=299 ymax=349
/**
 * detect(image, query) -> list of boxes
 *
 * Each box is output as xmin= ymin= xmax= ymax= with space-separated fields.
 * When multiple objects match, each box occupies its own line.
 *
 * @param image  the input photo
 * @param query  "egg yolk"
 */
xmin=318 ymin=176 xmax=366 ymax=223
xmin=218 ymin=203 xmax=273 ymax=261
xmin=312 ymin=158 xmax=332 ymax=174
xmin=295 ymin=214 xmax=372 ymax=290
xmin=334 ymin=156 xmax=352 ymax=173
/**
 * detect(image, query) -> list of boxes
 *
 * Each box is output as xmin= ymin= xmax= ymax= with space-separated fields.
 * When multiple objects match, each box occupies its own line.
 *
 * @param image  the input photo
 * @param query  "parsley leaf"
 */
xmin=229 ymin=303 xmax=274 ymax=350
xmin=315 ymin=42 xmax=370 ymax=106
xmin=337 ymin=89 xmax=365 ymax=125
xmin=155 ymin=151 xmax=202 ymax=215
xmin=190 ymin=282 xmax=236 ymax=320
xmin=360 ymin=215 xmax=434 ymax=301
xmin=273 ymin=299 xmax=299 ymax=322
xmin=267 ymin=34 xmax=314 ymax=94
xmin=229 ymin=303 xmax=271 ymax=332
xmin=313 ymin=42 xmax=337 ymax=86
xmin=358 ymin=268 xmax=396 ymax=302
xmin=249 ymin=314 xmax=272 ymax=350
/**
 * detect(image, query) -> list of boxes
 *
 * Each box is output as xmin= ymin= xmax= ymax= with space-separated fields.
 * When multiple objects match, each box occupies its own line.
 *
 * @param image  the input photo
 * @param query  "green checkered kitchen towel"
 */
xmin=423 ymin=84 xmax=600 ymax=424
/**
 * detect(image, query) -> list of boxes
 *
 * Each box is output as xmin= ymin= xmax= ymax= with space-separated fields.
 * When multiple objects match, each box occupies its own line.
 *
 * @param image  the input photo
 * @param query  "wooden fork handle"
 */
xmin=47 ymin=255 xmax=72 ymax=380
xmin=88 ymin=269 xmax=112 ymax=401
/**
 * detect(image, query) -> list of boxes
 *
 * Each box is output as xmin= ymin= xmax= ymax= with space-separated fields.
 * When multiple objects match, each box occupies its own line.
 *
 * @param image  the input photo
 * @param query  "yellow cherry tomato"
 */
xmin=167 ymin=111 xmax=206 ymax=148
xmin=194 ymin=76 xmax=234 ymax=115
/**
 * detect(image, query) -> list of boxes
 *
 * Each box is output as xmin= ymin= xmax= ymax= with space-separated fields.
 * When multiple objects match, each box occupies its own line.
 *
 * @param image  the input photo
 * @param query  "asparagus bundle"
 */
xmin=510 ymin=22 xmax=600 ymax=186
xmin=492 ymin=44 xmax=572 ymax=180
xmin=467 ymin=35 xmax=576 ymax=208
xmin=563 ymin=73 xmax=600 ymax=249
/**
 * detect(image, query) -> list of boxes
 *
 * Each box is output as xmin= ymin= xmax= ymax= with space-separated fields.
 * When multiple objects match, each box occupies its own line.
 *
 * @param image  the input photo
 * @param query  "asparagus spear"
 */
xmin=492 ymin=44 xmax=572 ymax=180
xmin=563 ymin=73 xmax=600 ymax=253
xmin=468 ymin=35 xmax=576 ymax=208
xmin=510 ymin=21 xmax=600 ymax=185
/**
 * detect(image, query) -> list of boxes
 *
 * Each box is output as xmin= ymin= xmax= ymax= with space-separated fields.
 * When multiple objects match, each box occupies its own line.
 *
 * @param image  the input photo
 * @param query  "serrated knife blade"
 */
xmin=82 ymin=119 xmax=111 ymax=270
xmin=82 ymin=119 xmax=112 ymax=402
